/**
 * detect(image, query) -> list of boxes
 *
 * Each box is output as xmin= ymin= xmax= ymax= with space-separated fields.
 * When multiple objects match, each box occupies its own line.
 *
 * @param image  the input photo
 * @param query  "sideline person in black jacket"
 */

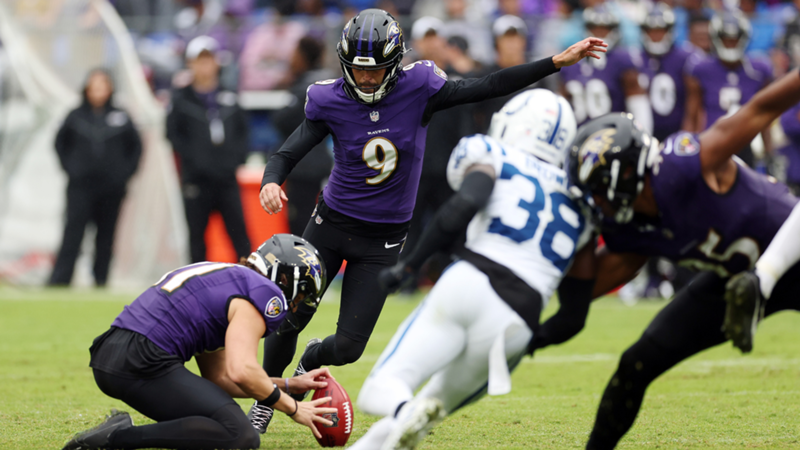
xmin=49 ymin=68 xmax=142 ymax=287
xmin=167 ymin=36 xmax=251 ymax=263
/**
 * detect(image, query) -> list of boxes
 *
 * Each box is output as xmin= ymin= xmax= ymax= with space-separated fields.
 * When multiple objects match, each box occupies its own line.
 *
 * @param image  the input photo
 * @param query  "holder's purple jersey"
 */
xmin=640 ymin=45 xmax=701 ymax=141
xmin=688 ymin=57 xmax=772 ymax=128
xmin=304 ymin=60 xmax=447 ymax=223
xmin=112 ymin=263 xmax=288 ymax=361
xmin=602 ymin=132 xmax=798 ymax=278
xmin=561 ymin=48 xmax=642 ymax=125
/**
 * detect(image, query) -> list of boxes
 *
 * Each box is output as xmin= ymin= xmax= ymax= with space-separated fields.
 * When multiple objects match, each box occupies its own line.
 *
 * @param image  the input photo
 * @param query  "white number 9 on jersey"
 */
xmin=363 ymin=137 xmax=398 ymax=185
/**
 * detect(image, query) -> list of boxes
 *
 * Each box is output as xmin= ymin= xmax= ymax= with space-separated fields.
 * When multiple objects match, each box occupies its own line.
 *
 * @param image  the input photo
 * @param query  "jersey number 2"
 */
xmin=363 ymin=137 xmax=398 ymax=185
xmin=488 ymin=165 xmax=584 ymax=271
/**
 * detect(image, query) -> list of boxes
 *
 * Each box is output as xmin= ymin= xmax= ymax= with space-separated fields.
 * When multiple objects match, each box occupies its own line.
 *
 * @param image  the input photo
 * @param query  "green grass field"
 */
xmin=1 ymin=285 xmax=799 ymax=449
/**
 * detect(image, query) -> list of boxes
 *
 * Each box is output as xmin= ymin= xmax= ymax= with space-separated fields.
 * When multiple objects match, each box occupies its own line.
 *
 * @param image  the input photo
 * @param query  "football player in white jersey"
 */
xmin=348 ymin=89 xmax=598 ymax=450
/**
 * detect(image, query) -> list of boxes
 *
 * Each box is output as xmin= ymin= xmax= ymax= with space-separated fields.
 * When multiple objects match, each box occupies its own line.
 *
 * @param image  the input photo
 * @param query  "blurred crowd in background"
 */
xmin=8 ymin=0 xmax=800 ymax=293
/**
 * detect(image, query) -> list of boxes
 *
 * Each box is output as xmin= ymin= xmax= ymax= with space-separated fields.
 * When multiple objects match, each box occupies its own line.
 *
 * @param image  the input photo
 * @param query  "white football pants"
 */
xmin=756 ymin=201 xmax=800 ymax=299
xmin=357 ymin=260 xmax=533 ymax=418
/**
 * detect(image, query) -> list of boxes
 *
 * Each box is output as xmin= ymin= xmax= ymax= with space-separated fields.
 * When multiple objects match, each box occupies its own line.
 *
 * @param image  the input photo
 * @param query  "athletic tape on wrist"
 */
xmin=260 ymin=383 xmax=281 ymax=407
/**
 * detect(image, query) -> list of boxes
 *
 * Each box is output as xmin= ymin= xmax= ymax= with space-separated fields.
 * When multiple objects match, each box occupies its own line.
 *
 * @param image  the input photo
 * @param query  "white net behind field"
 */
xmin=0 ymin=0 xmax=187 ymax=289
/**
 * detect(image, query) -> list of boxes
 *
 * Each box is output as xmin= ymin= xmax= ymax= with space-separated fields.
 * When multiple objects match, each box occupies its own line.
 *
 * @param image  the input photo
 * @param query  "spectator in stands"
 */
xmin=409 ymin=16 xmax=448 ymax=67
xmin=440 ymin=0 xmax=494 ymax=66
xmin=271 ymin=36 xmax=335 ymax=236
xmin=167 ymin=36 xmax=251 ymax=263
xmin=688 ymin=11 xmax=712 ymax=53
xmin=473 ymin=14 xmax=530 ymax=133
xmin=49 ymin=69 xmax=142 ymax=287
xmin=238 ymin=2 xmax=307 ymax=90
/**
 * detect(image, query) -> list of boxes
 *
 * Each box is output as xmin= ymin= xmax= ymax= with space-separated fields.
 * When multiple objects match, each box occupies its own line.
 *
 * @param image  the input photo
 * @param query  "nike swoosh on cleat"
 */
xmin=385 ymin=242 xmax=401 ymax=249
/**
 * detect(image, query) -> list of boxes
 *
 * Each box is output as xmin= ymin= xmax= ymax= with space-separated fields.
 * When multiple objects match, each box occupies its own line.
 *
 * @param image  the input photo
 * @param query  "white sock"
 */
xmin=755 ymin=202 xmax=800 ymax=299
xmin=347 ymin=416 xmax=395 ymax=450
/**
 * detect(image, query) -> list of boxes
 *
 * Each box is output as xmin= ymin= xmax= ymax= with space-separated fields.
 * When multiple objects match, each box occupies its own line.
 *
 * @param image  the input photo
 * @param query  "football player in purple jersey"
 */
xmin=251 ymin=7 xmax=607 ymax=433
xmin=560 ymin=4 xmax=653 ymax=134
xmin=684 ymin=9 xmax=773 ymax=167
xmin=540 ymin=68 xmax=800 ymax=449
xmin=62 ymin=235 xmax=335 ymax=450
xmin=640 ymin=2 xmax=702 ymax=143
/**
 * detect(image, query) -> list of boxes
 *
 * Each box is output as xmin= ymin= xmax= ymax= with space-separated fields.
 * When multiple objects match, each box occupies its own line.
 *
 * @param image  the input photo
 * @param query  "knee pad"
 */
xmin=212 ymin=404 xmax=260 ymax=449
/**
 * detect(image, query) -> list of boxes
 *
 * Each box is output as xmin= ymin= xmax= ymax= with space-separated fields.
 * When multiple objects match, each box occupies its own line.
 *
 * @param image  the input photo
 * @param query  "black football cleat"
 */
xmin=62 ymin=409 xmax=132 ymax=450
xmin=247 ymin=402 xmax=274 ymax=434
xmin=289 ymin=338 xmax=323 ymax=401
xmin=723 ymin=271 xmax=764 ymax=354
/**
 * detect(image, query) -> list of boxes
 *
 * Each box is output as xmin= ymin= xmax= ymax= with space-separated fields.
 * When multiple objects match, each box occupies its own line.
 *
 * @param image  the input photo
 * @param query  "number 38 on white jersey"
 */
xmin=447 ymin=134 xmax=594 ymax=301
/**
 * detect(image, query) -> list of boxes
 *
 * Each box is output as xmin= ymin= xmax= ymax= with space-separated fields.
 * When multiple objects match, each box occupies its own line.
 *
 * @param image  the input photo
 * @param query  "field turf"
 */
xmin=1 ymin=285 xmax=799 ymax=449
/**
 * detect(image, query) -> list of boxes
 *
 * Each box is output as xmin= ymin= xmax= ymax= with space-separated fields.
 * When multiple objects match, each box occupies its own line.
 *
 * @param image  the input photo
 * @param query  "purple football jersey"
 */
xmin=602 ymin=132 xmax=798 ymax=277
xmin=561 ymin=48 xmax=641 ymax=126
xmin=688 ymin=57 xmax=772 ymax=129
xmin=640 ymin=45 xmax=701 ymax=141
xmin=779 ymin=104 xmax=800 ymax=184
xmin=304 ymin=60 xmax=447 ymax=223
xmin=112 ymin=263 xmax=287 ymax=361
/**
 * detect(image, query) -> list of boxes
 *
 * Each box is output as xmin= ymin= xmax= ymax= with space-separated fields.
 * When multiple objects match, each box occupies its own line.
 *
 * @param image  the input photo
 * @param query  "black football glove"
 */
xmin=378 ymin=263 xmax=415 ymax=293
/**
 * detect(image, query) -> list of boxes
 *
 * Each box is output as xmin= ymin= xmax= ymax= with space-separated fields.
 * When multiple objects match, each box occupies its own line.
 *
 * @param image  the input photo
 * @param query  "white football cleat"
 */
xmin=381 ymin=398 xmax=446 ymax=450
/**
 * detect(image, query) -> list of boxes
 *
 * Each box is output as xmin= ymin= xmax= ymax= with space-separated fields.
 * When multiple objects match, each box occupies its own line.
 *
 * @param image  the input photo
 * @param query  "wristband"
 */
xmin=287 ymin=399 xmax=299 ymax=417
xmin=260 ymin=383 xmax=281 ymax=407
xmin=284 ymin=377 xmax=290 ymax=393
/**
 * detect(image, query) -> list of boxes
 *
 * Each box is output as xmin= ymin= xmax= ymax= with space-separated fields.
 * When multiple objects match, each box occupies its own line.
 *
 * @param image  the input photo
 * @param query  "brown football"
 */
xmin=311 ymin=377 xmax=353 ymax=447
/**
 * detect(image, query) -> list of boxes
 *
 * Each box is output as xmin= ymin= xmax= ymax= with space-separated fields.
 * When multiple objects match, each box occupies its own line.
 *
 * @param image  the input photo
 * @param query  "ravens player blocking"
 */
xmin=350 ymin=89 xmax=595 ymax=450
xmin=547 ymin=69 xmax=800 ymax=450
xmin=252 ymin=8 xmax=607 ymax=431
xmin=62 ymin=235 xmax=335 ymax=450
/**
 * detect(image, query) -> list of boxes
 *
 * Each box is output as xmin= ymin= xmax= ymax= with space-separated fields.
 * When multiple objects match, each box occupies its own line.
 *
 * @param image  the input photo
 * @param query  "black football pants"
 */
xmin=261 ymin=211 xmax=405 ymax=377
xmin=94 ymin=367 xmax=258 ymax=449
xmin=49 ymin=181 xmax=125 ymax=286
xmin=182 ymin=179 xmax=251 ymax=263
xmin=586 ymin=261 xmax=800 ymax=450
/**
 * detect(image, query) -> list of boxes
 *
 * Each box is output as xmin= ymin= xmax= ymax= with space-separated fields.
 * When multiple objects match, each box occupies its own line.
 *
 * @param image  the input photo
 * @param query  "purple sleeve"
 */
xmin=650 ymin=133 xmax=702 ymax=201
xmin=403 ymin=60 xmax=447 ymax=98
xmin=781 ymin=105 xmax=800 ymax=142
xmin=245 ymin=280 xmax=288 ymax=333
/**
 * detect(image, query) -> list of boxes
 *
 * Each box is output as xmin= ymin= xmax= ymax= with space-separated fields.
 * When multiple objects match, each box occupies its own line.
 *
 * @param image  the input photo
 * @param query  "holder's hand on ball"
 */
xmin=289 ymin=368 xmax=333 ymax=395
xmin=291 ymin=397 xmax=337 ymax=439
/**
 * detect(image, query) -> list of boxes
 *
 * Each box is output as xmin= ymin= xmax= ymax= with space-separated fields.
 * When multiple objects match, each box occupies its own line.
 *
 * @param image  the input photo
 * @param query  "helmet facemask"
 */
xmin=710 ymin=12 xmax=751 ymax=63
xmin=569 ymin=114 xmax=652 ymax=224
xmin=247 ymin=234 xmax=326 ymax=333
xmin=337 ymin=9 xmax=407 ymax=105
xmin=641 ymin=3 xmax=676 ymax=56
